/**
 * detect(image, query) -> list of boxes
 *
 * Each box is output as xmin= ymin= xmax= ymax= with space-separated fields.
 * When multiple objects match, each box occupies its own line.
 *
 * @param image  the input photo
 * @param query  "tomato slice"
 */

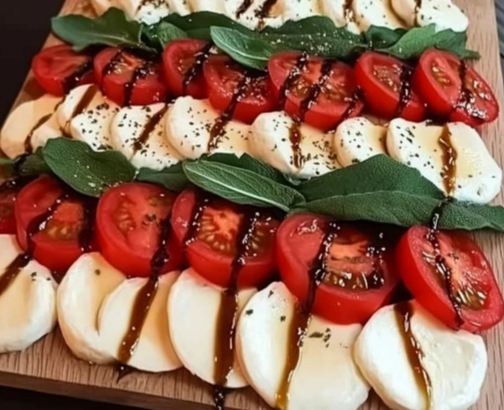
xmin=96 ymin=183 xmax=181 ymax=277
xmin=15 ymin=176 xmax=96 ymax=274
xmin=277 ymin=214 xmax=400 ymax=324
xmin=94 ymin=47 xmax=167 ymax=106
xmin=413 ymin=49 xmax=499 ymax=126
xmin=268 ymin=51 xmax=364 ymax=131
xmin=171 ymin=188 xmax=279 ymax=288
xmin=355 ymin=52 xmax=426 ymax=121
xmin=203 ymin=55 xmax=276 ymax=124
xmin=32 ymin=44 xmax=94 ymax=96
xmin=163 ymin=38 xmax=210 ymax=99
xmin=396 ymin=226 xmax=504 ymax=332
xmin=0 ymin=177 xmax=34 ymax=234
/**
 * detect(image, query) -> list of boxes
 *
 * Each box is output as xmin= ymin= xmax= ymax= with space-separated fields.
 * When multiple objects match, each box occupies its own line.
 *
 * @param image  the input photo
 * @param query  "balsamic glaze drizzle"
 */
xmin=124 ymin=62 xmax=152 ymax=106
xmin=182 ymin=43 xmax=213 ymax=95
xmin=438 ymin=125 xmax=457 ymax=197
xmin=132 ymin=105 xmax=169 ymax=154
xmin=235 ymin=0 xmax=253 ymax=18
xmin=288 ymin=120 xmax=303 ymax=169
xmin=414 ymin=0 xmax=422 ymax=25
xmin=341 ymin=87 xmax=364 ymax=123
xmin=62 ymin=59 xmax=94 ymax=95
xmin=255 ymin=0 xmax=279 ymax=29
xmin=278 ymin=53 xmax=309 ymax=110
xmin=455 ymin=61 xmax=486 ymax=122
xmin=298 ymin=59 xmax=333 ymax=122
xmin=343 ymin=0 xmax=354 ymax=22
xmin=67 ymin=84 xmax=99 ymax=127
xmin=394 ymin=65 xmax=414 ymax=118
xmin=24 ymin=113 xmax=53 ymax=155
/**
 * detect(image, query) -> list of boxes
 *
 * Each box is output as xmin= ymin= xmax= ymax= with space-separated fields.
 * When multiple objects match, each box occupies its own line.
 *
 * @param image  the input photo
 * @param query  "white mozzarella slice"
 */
xmin=57 ymin=253 xmax=125 ymax=365
xmin=282 ymin=0 xmax=322 ymax=21
xmin=58 ymin=84 xmax=119 ymax=151
xmin=236 ymin=282 xmax=369 ymax=410
xmin=319 ymin=0 xmax=361 ymax=33
xmin=354 ymin=300 xmax=487 ymax=410
xmin=224 ymin=0 xmax=285 ymax=30
xmin=90 ymin=0 xmax=112 ymax=15
xmin=165 ymin=96 xmax=251 ymax=160
xmin=353 ymin=0 xmax=407 ymax=31
xmin=250 ymin=111 xmax=340 ymax=179
xmin=386 ymin=119 xmax=502 ymax=204
xmin=30 ymin=111 xmax=62 ymax=151
xmin=168 ymin=268 xmax=256 ymax=388
xmin=110 ymin=104 xmax=182 ymax=171
xmin=0 ymin=94 xmax=62 ymax=159
xmin=110 ymin=0 xmax=170 ymax=24
xmin=189 ymin=0 xmax=225 ymax=13
xmin=167 ymin=0 xmax=192 ymax=15
xmin=98 ymin=272 xmax=182 ymax=373
xmin=333 ymin=117 xmax=387 ymax=167
xmin=391 ymin=0 xmax=468 ymax=32
xmin=0 ymin=235 xmax=57 ymax=353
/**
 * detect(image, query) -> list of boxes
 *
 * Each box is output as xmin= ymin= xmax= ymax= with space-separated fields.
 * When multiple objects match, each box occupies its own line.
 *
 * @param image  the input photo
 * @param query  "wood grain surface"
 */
xmin=0 ymin=1 xmax=503 ymax=409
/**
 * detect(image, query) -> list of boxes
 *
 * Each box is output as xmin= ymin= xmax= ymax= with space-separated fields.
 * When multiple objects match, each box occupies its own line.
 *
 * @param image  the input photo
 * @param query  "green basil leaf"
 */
xmin=16 ymin=148 xmax=52 ymax=176
xmin=364 ymin=26 xmax=407 ymax=49
xmin=183 ymin=159 xmax=305 ymax=211
xmin=52 ymin=8 xmax=154 ymax=52
xmin=440 ymin=202 xmax=504 ymax=232
xmin=136 ymin=163 xmax=190 ymax=192
xmin=43 ymin=138 xmax=136 ymax=197
xmin=0 ymin=158 xmax=14 ymax=168
xmin=262 ymin=16 xmax=339 ymax=34
xmin=142 ymin=21 xmax=187 ymax=50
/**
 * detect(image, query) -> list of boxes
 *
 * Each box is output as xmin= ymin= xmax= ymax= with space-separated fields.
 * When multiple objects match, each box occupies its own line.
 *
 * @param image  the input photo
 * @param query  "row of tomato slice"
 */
xmin=1 ymin=175 xmax=502 ymax=333
xmin=33 ymin=39 xmax=499 ymax=130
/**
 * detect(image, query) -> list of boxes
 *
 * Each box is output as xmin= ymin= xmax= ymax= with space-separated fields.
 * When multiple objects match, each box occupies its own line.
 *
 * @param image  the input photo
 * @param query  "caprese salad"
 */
xmin=0 ymin=3 xmax=503 ymax=410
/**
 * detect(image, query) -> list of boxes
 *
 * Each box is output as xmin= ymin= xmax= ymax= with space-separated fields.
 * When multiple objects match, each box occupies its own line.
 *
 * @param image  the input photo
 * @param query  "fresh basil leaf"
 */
xmin=364 ymin=26 xmax=406 ymax=49
xmin=43 ymin=138 xmax=136 ymax=197
xmin=0 ymin=158 xmax=14 ymax=167
xmin=136 ymin=163 xmax=190 ymax=192
xmin=263 ymin=16 xmax=339 ymax=34
xmin=440 ymin=202 xmax=504 ymax=232
xmin=52 ymin=8 xmax=154 ymax=52
xmin=299 ymin=155 xmax=444 ymax=202
xmin=16 ymin=148 xmax=52 ymax=176
xmin=142 ymin=21 xmax=187 ymax=50
xmin=183 ymin=159 xmax=305 ymax=211
xmin=431 ymin=29 xmax=480 ymax=59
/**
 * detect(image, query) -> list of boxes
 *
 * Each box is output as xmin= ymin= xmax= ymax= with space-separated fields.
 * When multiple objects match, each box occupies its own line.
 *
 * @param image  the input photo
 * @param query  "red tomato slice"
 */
xmin=203 ymin=55 xmax=276 ymax=124
xmin=96 ymin=183 xmax=181 ymax=277
xmin=268 ymin=51 xmax=364 ymax=131
xmin=32 ymin=44 xmax=94 ymax=96
xmin=355 ymin=52 xmax=426 ymax=121
xmin=0 ymin=177 xmax=34 ymax=234
xmin=163 ymin=38 xmax=210 ymax=99
xmin=413 ymin=49 xmax=499 ymax=127
xmin=171 ymin=188 xmax=279 ymax=288
xmin=396 ymin=226 xmax=504 ymax=332
xmin=15 ymin=176 xmax=96 ymax=274
xmin=94 ymin=47 xmax=167 ymax=106
xmin=277 ymin=214 xmax=400 ymax=324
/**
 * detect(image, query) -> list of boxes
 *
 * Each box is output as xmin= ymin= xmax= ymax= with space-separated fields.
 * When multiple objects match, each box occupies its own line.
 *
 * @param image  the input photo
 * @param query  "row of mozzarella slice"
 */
xmin=91 ymin=0 xmax=469 ymax=33
xmin=0 ymin=243 xmax=487 ymax=410
xmin=2 ymin=84 xmax=501 ymax=205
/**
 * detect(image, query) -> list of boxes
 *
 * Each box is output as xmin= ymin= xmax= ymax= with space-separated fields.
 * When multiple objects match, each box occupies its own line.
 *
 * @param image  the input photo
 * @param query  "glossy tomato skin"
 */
xmin=277 ymin=214 xmax=400 ymax=325
xmin=203 ymin=55 xmax=276 ymax=124
xmin=94 ymin=47 xmax=167 ymax=106
xmin=96 ymin=183 xmax=181 ymax=277
xmin=396 ymin=226 xmax=504 ymax=332
xmin=413 ymin=49 xmax=499 ymax=126
xmin=268 ymin=51 xmax=364 ymax=130
xmin=0 ymin=190 xmax=17 ymax=234
xmin=15 ymin=176 xmax=95 ymax=273
xmin=171 ymin=188 xmax=279 ymax=288
xmin=163 ymin=38 xmax=210 ymax=99
xmin=355 ymin=52 xmax=426 ymax=121
xmin=32 ymin=45 xmax=94 ymax=96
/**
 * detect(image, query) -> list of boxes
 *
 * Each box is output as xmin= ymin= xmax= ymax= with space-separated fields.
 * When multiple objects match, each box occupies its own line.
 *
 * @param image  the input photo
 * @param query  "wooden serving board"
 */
xmin=1 ymin=0 xmax=503 ymax=409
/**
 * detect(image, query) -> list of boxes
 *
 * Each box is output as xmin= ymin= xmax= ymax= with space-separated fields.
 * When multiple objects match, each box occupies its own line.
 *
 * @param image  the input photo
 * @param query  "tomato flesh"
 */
xmin=277 ymin=214 xmax=400 ymax=324
xmin=96 ymin=183 xmax=181 ymax=277
xmin=171 ymin=188 xmax=279 ymax=288
xmin=163 ymin=38 xmax=210 ymax=99
xmin=396 ymin=226 xmax=504 ymax=332
xmin=268 ymin=52 xmax=364 ymax=131
xmin=15 ymin=176 xmax=95 ymax=274
xmin=355 ymin=52 xmax=426 ymax=121
xmin=94 ymin=47 xmax=167 ymax=106
xmin=203 ymin=55 xmax=276 ymax=124
xmin=32 ymin=44 xmax=94 ymax=96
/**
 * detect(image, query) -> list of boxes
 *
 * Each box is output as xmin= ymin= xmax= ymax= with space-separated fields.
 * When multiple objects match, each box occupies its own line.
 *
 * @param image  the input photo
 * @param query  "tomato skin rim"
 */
xmin=396 ymin=226 xmax=504 ymax=333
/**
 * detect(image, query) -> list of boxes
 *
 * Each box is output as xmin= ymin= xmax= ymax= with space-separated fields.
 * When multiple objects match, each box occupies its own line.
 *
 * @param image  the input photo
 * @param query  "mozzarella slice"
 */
xmin=30 ymin=111 xmax=63 ymax=151
xmin=165 ymin=96 xmax=251 ymax=160
xmin=333 ymin=117 xmax=387 ymax=167
xmin=319 ymin=0 xmax=361 ymax=33
xmin=282 ymin=0 xmax=322 ymax=21
xmin=109 ymin=0 xmax=170 ymax=24
xmin=353 ymin=0 xmax=407 ymax=31
xmin=224 ymin=0 xmax=285 ymax=30
xmin=90 ymin=0 xmax=112 ymax=15
xmin=354 ymin=300 xmax=487 ymax=410
xmin=0 ymin=94 xmax=62 ymax=159
xmin=0 ymin=235 xmax=57 ymax=353
xmin=168 ymin=268 xmax=256 ymax=388
xmin=236 ymin=282 xmax=369 ymax=410
xmin=98 ymin=272 xmax=182 ymax=373
xmin=58 ymin=84 xmax=119 ymax=151
xmin=57 ymin=253 xmax=125 ymax=365
xmin=386 ymin=119 xmax=502 ymax=204
xmin=167 ymin=0 xmax=192 ymax=15
xmin=391 ymin=0 xmax=468 ymax=32
xmin=250 ymin=111 xmax=340 ymax=178
xmin=189 ymin=0 xmax=225 ymax=13
xmin=110 ymin=104 xmax=182 ymax=171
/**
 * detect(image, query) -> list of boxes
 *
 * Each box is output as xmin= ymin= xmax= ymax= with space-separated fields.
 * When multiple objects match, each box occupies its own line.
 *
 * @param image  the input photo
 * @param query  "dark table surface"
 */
xmin=1 ymin=0 xmax=504 ymax=409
